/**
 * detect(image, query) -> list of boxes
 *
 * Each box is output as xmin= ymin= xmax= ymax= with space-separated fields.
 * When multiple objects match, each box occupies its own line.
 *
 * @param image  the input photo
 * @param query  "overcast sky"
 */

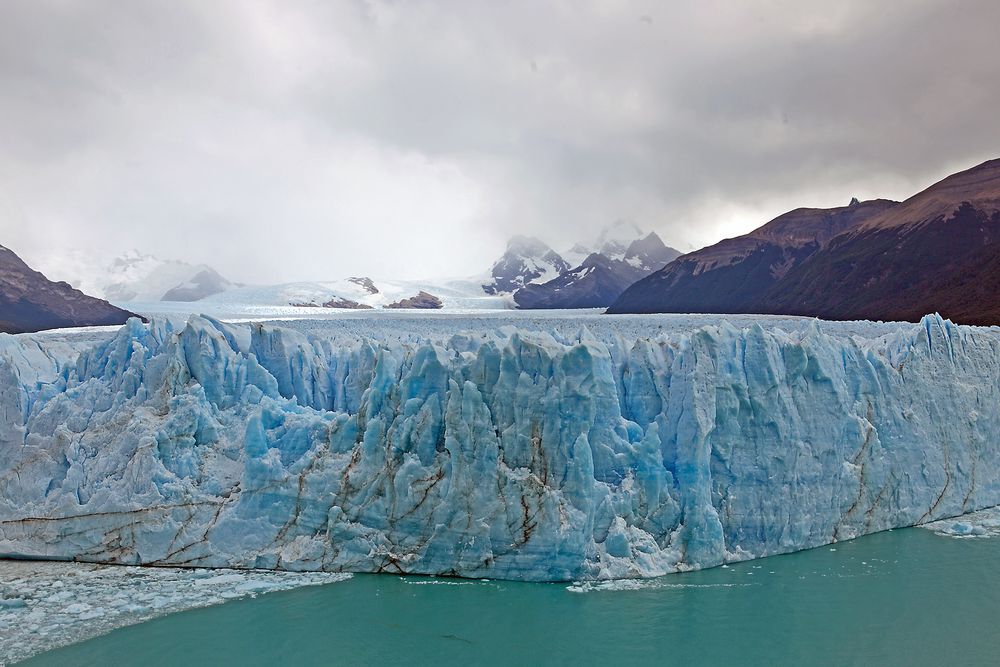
xmin=1 ymin=0 xmax=998 ymax=284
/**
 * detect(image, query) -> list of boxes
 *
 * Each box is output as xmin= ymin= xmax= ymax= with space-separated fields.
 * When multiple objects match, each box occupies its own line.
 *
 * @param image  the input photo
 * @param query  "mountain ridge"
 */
xmin=483 ymin=223 xmax=680 ymax=309
xmin=608 ymin=158 xmax=1000 ymax=325
xmin=0 ymin=244 xmax=138 ymax=334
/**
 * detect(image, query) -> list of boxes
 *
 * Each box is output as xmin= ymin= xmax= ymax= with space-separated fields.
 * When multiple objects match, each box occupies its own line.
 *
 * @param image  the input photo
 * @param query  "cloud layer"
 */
xmin=1 ymin=0 xmax=998 ymax=283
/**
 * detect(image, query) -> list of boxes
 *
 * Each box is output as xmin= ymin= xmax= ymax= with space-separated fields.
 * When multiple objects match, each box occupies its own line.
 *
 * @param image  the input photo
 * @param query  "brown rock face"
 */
xmin=347 ymin=277 xmax=379 ymax=295
xmin=290 ymin=298 xmax=373 ymax=309
xmin=0 ymin=244 xmax=139 ymax=334
xmin=609 ymin=158 xmax=1000 ymax=326
xmin=385 ymin=291 xmax=444 ymax=309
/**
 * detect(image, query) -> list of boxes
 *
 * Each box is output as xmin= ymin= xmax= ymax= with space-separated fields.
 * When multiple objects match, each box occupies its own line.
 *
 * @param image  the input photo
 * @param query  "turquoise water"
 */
xmin=22 ymin=528 xmax=1000 ymax=666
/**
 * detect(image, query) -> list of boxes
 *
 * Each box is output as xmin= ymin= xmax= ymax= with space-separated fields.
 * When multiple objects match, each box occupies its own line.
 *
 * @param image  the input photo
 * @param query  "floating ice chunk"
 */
xmin=922 ymin=506 xmax=1000 ymax=538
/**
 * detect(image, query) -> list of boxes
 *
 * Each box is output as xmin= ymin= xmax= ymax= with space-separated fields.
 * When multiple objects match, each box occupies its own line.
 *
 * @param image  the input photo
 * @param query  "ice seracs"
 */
xmin=1 ymin=313 xmax=999 ymax=581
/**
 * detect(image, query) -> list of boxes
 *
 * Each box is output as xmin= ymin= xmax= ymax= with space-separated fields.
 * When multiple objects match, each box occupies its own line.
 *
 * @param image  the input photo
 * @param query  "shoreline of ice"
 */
xmin=0 ymin=559 xmax=350 ymax=665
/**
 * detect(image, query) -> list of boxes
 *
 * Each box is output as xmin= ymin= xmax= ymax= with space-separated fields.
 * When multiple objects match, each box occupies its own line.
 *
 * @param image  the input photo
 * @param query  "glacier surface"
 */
xmin=1 ymin=313 xmax=999 ymax=581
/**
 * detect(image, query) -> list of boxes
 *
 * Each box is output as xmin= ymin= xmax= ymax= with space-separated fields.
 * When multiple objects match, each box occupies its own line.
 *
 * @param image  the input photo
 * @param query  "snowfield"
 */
xmin=1 ymin=312 xmax=999 ymax=581
xmin=192 ymin=275 xmax=511 ymax=311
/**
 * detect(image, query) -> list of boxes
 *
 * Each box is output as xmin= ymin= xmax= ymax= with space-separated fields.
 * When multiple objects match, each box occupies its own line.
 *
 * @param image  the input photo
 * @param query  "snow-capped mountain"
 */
xmin=482 ymin=223 xmax=680 ymax=309
xmin=620 ymin=231 xmax=683 ymax=273
xmin=560 ymin=220 xmax=654 ymax=264
xmin=512 ymin=253 xmax=645 ymax=309
xmin=32 ymin=250 xmax=235 ymax=304
xmin=561 ymin=242 xmax=593 ymax=269
xmin=0 ymin=243 xmax=136 ymax=333
xmin=505 ymin=223 xmax=680 ymax=309
xmin=102 ymin=251 xmax=235 ymax=303
xmin=159 ymin=268 xmax=234 ymax=302
xmin=594 ymin=219 xmax=647 ymax=260
xmin=482 ymin=236 xmax=570 ymax=295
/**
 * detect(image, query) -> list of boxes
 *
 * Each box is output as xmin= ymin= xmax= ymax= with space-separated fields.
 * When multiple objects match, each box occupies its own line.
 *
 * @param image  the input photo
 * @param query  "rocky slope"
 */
xmin=0 ymin=244 xmax=137 ymax=334
xmin=482 ymin=236 xmax=569 ymax=295
xmin=35 ymin=249 xmax=235 ymax=304
xmin=385 ymin=291 xmax=444 ymax=309
xmin=516 ymin=231 xmax=680 ymax=309
xmin=610 ymin=159 xmax=1000 ymax=325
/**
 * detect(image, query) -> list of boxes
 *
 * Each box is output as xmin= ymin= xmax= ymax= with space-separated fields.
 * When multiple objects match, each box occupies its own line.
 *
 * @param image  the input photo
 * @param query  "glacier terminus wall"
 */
xmin=0 ymin=313 xmax=998 ymax=581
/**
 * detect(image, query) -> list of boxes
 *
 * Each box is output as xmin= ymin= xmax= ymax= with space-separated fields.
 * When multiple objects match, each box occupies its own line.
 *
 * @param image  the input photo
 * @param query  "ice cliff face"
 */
xmin=1 ymin=314 xmax=999 ymax=581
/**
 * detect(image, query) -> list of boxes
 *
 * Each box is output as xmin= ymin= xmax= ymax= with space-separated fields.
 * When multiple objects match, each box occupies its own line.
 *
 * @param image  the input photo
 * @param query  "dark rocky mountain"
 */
xmin=386 ymin=291 xmax=444 ymax=309
xmin=514 ymin=253 xmax=646 ymax=309
xmin=608 ymin=198 xmax=896 ymax=314
xmin=0 ymin=244 xmax=138 ymax=334
xmin=347 ymin=276 xmax=379 ymax=294
xmin=515 ymin=231 xmax=680 ymax=309
xmin=482 ymin=236 xmax=570 ymax=295
xmin=609 ymin=158 xmax=1000 ymax=325
xmin=291 ymin=297 xmax=372 ymax=309
xmin=620 ymin=232 xmax=683 ymax=273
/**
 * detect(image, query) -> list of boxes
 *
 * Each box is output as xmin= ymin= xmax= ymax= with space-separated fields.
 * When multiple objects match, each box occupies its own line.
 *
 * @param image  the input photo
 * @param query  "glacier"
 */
xmin=0 ymin=313 xmax=998 ymax=581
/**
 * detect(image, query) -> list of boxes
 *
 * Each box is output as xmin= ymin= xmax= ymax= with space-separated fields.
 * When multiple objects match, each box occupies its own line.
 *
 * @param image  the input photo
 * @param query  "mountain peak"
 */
xmin=483 ymin=236 xmax=569 ymax=295
xmin=597 ymin=219 xmax=642 ymax=239
xmin=595 ymin=220 xmax=645 ymax=257
xmin=505 ymin=235 xmax=554 ymax=257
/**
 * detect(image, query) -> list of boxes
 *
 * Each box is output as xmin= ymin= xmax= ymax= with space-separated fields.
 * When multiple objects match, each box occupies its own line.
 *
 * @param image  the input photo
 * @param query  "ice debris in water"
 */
xmin=566 ymin=578 xmax=754 ymax=593
xmin=1 ymin=312 xmax=1000 ymax=582
xmin=0 ymin=560 xmax=349 ymax=664
xmin=921 ymin=505 xmax=1000 ymax=538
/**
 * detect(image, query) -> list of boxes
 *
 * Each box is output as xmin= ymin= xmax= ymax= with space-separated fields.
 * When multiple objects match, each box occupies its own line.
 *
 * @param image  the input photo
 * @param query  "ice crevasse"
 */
xmin=0 ymin=314 xmax=998 ymax=581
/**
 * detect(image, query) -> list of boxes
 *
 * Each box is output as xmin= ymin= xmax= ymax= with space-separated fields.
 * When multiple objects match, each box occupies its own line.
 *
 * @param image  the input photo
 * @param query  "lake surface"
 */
xmin=21 ymin=525 xmax=1000 ymax=666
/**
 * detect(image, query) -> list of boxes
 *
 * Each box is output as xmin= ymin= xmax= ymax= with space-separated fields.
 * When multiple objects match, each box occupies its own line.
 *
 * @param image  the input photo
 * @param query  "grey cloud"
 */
xmin=0 ymin=0 xmax=997 ymax=283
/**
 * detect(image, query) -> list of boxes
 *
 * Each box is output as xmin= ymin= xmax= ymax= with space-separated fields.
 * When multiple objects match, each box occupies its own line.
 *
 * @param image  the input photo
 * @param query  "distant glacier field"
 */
xmin=1 ymin=311 xmax=999 ymax=581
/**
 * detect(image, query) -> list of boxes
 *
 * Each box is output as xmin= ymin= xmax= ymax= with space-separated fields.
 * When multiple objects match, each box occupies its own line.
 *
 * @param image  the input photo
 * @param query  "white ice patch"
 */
xmin=0 ymin=560 xmax=350 ymax=665
xmin=921 ymin=506 xmax=1000 ymax=538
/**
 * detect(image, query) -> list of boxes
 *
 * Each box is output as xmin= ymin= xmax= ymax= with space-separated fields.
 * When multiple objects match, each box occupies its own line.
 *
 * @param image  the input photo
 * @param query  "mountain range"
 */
xmin=609 ymin=158 xmax=1000 ymax=325
xmin=485 ymin=221 xmax=681 ymax=309
xmin=6 ymin=157 xmax=1000 ymax=332
xmin=32 ymin=250 xmax=236 ymax=304
xmin=0 ymin=244 xmax=136 ymax=334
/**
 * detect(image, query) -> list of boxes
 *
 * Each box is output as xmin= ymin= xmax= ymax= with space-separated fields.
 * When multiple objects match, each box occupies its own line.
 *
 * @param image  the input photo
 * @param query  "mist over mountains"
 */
xmin=5 ymin=157 xmax=1000 ymax=333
